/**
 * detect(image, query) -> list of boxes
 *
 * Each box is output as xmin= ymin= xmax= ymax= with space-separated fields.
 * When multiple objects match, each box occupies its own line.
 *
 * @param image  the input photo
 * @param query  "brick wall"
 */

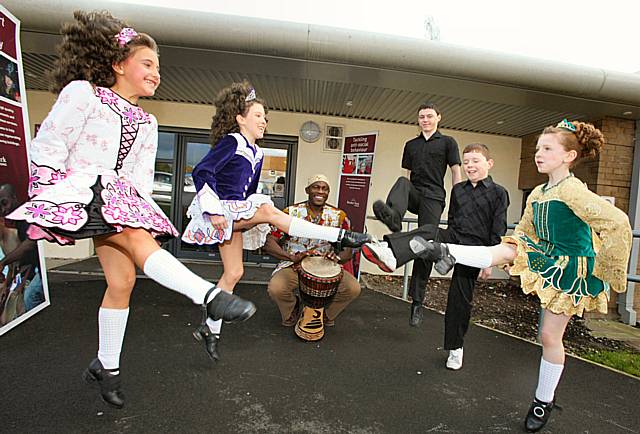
xmin=518 ymin=117 xmax=637 ymax=319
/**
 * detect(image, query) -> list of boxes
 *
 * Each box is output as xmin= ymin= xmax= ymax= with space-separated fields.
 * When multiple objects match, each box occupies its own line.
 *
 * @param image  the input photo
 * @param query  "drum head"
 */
xmin=300 ymin=256 xmax=341 ymax=278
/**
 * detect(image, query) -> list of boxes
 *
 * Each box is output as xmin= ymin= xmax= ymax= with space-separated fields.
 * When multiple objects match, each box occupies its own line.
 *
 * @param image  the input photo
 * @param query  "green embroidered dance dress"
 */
xmin=508 ymin=176 xmax=632 ymax=316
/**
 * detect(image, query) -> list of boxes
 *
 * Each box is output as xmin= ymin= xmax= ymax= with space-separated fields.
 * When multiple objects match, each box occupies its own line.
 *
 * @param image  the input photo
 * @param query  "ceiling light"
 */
xmin=345 ymin=100 xmax=353 ymax=107
xmin=496 ymin=120 xmax=504 ymax=125
xmin=622 ymin=111 xmax=633 ymax=116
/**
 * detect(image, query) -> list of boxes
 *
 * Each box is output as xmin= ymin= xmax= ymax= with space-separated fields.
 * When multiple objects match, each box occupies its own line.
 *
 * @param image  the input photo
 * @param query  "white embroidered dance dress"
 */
xmin=7 ymin=80 xmax=179 ymax=244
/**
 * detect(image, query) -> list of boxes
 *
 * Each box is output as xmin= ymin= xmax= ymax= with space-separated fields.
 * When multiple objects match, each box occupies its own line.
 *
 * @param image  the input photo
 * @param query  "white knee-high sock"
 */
xmin=535 ymin=357 xmax=564 ymax=403
xmin=288 ymin=217 xmax=341 ymax=242
xmin=142 ymin=249 xmax=220 ymax=304
xmin=97 ymin=307 xmax=129 ymax=374
xmin=206 ymin=318 xmax=223 ymax=334
xmin=446 ymin=244 xmax=493 ymax=269
xmin=206 ymin=286 xmax=227 ymax=334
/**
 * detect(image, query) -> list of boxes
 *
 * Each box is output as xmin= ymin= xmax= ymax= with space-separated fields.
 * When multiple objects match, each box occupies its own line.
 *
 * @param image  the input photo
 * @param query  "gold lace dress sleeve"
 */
xmin=562 ymin=179 xmax=632 ymax=294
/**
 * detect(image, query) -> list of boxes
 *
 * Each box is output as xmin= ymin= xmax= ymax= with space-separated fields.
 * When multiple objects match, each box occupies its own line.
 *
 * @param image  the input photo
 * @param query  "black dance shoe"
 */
xmin=193 ymin=325 xmax=221 ymax=362
xmin=414 ymin=239 xmax=456 ymax=275
xmin=524 ymin=398 xmax=559 ymax=432
xmin=83 ymin=358 xmax=125 ymax=409
xmin=206 ymin=289 xmax=256 ymax=324
xmin=372 ymin=200 xmax=402 ymax=232
xmin=337 ymin=229 xmax=373 ymax=248
xmin=409 ymin=303 xmax=424 ymax=327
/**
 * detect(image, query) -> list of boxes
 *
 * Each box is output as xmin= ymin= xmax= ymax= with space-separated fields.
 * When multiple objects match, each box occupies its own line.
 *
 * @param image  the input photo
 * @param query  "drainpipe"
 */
xmin=619 ymin=120 xmax=640 ymax=325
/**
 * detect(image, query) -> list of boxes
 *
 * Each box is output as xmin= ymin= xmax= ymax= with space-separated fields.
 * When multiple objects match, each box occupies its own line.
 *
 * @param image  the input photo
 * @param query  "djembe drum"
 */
xmin=294 ymin=256 xmax=343 ymax=341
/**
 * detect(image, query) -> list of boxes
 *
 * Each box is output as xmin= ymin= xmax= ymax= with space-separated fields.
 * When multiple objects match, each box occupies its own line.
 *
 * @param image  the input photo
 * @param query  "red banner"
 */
xmin=1 ymin=5 xmax=49 ymax=336
xmin=337 ymin=132 xmax=377 ymax=275
xmin=0 ymin=100 xmax=28 ymax=200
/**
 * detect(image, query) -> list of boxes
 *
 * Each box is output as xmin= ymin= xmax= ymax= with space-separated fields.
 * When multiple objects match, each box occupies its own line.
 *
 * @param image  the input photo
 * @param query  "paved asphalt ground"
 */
xmin=1 ymin=272 xmax=638 ymax=433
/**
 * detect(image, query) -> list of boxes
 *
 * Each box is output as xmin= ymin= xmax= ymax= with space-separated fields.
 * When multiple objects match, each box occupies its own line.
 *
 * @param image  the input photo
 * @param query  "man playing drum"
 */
xmin=263 ymin=174 xmax=361 ymax=333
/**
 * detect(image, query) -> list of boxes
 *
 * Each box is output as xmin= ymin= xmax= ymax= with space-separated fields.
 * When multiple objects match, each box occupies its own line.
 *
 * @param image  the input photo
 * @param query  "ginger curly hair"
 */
xmin=209 ymin=81 xmax=267 ymax=147
xmin=48 ymin=10 xmax=158 ymax=94
xmin=541 ymin=120 xmax=605 ymax=168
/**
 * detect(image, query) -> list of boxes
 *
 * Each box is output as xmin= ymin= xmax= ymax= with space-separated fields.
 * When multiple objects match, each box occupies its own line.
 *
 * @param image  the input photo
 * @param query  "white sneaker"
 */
xmin=361 ymin=241 xmax=397 ymax=272
xmin=446 ymin=348 xmax=463 ymax=370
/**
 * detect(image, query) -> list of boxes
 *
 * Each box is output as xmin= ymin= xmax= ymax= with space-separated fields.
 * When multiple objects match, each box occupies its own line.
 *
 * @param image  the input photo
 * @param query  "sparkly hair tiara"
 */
xmin=245 ymin=88 xmax=257 ymax=102
xmin=556 ymin=118 xmax=577 ymax=132
xmin=115 ymin=27 xmax=138 ymax=46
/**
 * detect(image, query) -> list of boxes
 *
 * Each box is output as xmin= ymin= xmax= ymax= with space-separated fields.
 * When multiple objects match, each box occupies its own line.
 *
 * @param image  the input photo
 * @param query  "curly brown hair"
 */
xmin=48 ymin=10 xmax=158 ymax=94
xmin=541 ymin=120 xmax=604 ymax=168
xmin=209 ymin=81 xmax=267 ymax=147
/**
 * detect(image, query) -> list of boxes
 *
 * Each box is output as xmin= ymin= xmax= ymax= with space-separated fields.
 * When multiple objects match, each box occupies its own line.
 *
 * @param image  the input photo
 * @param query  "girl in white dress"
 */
xmin=7 ymin=10 xmax=255 ymax=409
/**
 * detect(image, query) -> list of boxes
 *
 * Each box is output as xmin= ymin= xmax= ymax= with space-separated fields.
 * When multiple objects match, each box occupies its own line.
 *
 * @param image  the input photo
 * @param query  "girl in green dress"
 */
xmin=418 ymin=120 xmax=632 ymax=433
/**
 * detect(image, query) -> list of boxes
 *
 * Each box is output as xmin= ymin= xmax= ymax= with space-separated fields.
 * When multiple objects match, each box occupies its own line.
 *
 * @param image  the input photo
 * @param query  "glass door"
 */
xmin=157 ymin=128 xmax=298 ymax=262
xmin=244 ymin=135 xmax=297 ymax=263
xmin=175 ymin=135 xmax=220 ymax=260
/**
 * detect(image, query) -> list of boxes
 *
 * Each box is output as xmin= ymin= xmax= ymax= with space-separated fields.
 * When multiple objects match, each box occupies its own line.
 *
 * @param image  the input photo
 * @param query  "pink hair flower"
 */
xmin=115 ymin=27 xmax=138 ymax=46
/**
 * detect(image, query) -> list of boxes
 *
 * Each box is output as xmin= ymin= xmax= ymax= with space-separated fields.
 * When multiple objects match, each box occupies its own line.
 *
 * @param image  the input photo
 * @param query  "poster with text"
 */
xmin=0 ymin=5 xmax=50 ymax=336
xmin=337 ymin=132 xmax=377 ymax=276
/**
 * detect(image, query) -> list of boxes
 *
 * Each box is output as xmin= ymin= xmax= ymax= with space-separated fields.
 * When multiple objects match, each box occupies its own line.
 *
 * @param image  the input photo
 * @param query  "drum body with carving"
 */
xmin=294 ymin=256 xmax=342 ymax=341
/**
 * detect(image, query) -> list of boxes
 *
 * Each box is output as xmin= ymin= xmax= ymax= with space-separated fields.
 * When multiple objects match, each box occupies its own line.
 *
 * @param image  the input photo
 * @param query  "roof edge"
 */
xmin=6 ymin=0 xmax=640 ymax=106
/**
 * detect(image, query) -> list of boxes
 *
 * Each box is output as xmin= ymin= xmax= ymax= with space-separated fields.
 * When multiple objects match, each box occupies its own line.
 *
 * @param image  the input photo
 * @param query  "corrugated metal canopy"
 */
xmin=20 ymin=44 xmax=592 ymax=137
xmin=14 ymin=0 xmax=640 ymax=137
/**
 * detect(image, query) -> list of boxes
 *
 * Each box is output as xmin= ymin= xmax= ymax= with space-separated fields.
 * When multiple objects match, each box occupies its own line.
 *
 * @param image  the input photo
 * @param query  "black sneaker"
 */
xmin=524 ymin=398 xmax=559 ymax=432
xmin=83 ymin=358 xmax=125 ymax=409
xmin=372 ymin=200 xmax=402 ymax=232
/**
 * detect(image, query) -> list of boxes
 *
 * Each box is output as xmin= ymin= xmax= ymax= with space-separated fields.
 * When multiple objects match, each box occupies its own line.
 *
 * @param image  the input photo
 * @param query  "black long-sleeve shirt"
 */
xmin=447 ymin=176 xmax=509 ymax=246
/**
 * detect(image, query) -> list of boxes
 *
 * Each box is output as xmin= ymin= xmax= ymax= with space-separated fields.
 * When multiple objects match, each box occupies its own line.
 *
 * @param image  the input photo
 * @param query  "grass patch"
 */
xmin=581 ymin=350 xmax=640 ymax=377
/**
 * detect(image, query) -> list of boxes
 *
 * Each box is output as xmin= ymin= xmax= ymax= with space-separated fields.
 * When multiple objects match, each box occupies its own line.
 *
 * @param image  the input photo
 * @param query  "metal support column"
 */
xmin=619 ymin=120 xmax=639 ymax=325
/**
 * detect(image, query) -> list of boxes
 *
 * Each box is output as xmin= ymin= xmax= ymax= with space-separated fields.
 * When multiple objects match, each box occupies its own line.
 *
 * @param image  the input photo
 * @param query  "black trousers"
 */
xmin=385 ymin=224 xmax=480 ymax=350
xmin=384 ymin=177 xmax=444 ymax=304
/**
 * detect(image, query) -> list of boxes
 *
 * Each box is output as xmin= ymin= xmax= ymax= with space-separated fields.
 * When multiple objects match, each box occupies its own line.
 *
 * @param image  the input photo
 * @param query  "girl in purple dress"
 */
xmin=183 ymin=82 xmax=371 ymax=360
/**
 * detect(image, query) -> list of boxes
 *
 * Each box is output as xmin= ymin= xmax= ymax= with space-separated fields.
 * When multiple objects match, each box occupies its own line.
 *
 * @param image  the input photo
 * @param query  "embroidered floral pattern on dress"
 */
xmin=16 ymin=199 xmax=88 ymax=232
xmin=94 ymin=87 xmax=152 ymax=169
xmin=28 ymin=162 xmax=68 ymax=197
xmin=99 ymin=176 xmax=179 ymax=237
xmin=182 ymin=193 xmax=273 ymax=249
xmin=5 ymin=81 xmax=172 ymax=244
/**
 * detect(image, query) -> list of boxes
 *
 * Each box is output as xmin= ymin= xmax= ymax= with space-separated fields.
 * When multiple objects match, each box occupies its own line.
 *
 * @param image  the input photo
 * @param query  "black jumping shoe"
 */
xmin=410 ymin=236 xmax=456 ymax=274
xmin=524 ymin=398 xmax=560 ymax=432
xmin=372 ymin=200 xmax=402 ymax=232
xmin=337 ymin=229 xmax=373 ymax=248
xmin=193 ymin=324 xmax=221 ymax=362
xmin=206 ymin=289 xmax=256 ymax=324
xmin=83 ymin=358 xmax=125 ymax=409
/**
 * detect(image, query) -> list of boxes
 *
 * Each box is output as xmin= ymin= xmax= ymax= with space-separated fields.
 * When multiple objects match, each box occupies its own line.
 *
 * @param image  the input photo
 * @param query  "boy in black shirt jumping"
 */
xmin=373 ymin=102 xmax=462 ymax=327
xmin=364 ymin=143 xmax=509 ymax=370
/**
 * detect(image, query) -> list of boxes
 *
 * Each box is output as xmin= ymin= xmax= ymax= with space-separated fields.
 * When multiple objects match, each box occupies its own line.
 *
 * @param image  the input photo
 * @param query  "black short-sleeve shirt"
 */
xmin=401 ymin=131 xmax=461 ymax=201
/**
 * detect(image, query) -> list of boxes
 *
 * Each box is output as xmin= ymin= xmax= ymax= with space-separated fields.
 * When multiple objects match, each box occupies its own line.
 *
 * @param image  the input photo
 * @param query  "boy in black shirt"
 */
xmin=373 ymin=102 xmax=462 ymax=327
xmin=364 ymin=144 xmax=509 ymax=370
